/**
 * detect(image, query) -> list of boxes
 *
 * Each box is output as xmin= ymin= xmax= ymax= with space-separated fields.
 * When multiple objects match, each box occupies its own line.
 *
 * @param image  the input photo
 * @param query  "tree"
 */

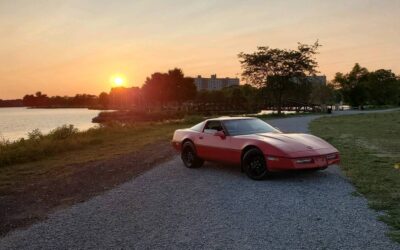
xmin=238 ymin=84 xmax=263 ymax=110
xmin=334 ymin=64 xmax=400 ymax=107
xmin=22 ymin=94 xmax=35 ymax=106
xmin=366 ymin=69 xmax=399 ymax=105
xmin=109 ymin=87 xmax=141 ymax=108
xmin=238 ymin=41 xmax=321 ymax=114
xmin=171 ymin=69 xmax=197 ymax=104
xmin=99 ymin=92 xmax=109 ymax=107
xmin=287 ymin=78 xmax=314 ymax=105
xmin=141 ymin=68 xmax=196 ymax=108
xmin=333 ymin=63 xmax=369 ymax=108
xmin=310 ymin=84 xmax=335 ymax=106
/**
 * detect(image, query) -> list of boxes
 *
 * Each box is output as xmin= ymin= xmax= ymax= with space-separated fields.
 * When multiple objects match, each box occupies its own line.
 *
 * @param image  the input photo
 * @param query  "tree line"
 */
xmin=19 ymin=41 xmax=399 ymax=113
xmin=20 ymin=69 xmax=197 ymax=109
xmin=0 ymin=99 xmax=23 ymax=107
xmin=334 ymin=63 xmax=400 ymax=108
xmin=237 ymin=41 xmax=399 ymax=113
xmin=22 ymin=92 xmax=99 ymax=108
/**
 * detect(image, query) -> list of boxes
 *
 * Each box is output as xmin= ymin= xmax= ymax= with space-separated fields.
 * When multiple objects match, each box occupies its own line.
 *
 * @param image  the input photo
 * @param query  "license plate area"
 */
xmin=314 ymin=156 xmax=327 ymax=166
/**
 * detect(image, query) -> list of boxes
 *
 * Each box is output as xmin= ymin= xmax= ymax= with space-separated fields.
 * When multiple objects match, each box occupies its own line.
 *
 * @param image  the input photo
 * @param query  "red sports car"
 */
xmin=171 ymin=117 xmax=340 ymax=180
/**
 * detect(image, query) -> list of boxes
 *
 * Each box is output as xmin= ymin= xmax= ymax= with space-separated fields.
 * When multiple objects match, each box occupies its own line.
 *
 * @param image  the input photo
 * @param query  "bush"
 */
xmin=0 ymin=125 xmax=82 ymax=168
xmin=27 ymin=128 xmax=43 ymax=141
xmin=49 ymin=125 xmax=78 ymax=140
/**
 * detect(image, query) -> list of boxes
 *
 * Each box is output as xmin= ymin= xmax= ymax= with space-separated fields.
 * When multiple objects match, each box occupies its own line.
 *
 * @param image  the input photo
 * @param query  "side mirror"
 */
xmin=214 ymin=130 xmax=226 ymax=139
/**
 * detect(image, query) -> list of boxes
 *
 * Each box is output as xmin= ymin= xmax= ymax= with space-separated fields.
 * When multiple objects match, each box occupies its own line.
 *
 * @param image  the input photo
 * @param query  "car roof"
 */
xmin=206 ymin=116 xmax=257 ymax=122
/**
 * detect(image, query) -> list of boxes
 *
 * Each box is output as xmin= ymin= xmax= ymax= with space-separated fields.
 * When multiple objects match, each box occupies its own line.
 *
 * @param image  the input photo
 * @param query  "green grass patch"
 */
xmin=310 ymin=111 xmax=400 ymax=243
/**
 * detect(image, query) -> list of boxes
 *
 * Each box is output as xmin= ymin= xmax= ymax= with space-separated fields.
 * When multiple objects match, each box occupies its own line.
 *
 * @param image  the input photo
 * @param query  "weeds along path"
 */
xmin=1 ymin=109 xmax=399 ymax=249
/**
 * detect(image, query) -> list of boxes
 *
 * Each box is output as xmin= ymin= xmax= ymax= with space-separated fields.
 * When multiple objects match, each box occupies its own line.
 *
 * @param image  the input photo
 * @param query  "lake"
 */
xmin=0 ymin=107 xmax=101 ymax=142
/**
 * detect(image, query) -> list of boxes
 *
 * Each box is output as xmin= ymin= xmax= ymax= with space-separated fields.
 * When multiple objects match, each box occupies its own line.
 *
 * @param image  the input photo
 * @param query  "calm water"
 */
xmin=0 ymin=107 xmax=101 ymax=141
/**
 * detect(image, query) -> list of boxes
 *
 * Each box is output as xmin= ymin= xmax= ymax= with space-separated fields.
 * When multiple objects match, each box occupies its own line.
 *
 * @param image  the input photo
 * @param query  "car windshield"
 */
xmin=190 ymin=121 xmax=206 ymax=132
xmin=223 ymin=119 xmax=279 ymax=136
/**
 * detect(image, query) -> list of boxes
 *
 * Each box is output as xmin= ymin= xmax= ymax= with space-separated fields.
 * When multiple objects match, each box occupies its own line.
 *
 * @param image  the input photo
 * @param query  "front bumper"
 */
xmin=266 ymin=153 xmax=340 ymax=171
xmin=171 ymin=141 xmax=181 ymax=151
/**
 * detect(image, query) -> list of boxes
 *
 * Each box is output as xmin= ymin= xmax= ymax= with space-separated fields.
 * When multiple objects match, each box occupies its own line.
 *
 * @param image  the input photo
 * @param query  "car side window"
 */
xmin=203 ymin=121 xmax=224 ymax=134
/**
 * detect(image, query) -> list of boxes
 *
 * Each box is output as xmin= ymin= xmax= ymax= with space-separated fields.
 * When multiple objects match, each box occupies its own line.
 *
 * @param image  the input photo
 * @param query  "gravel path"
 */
xmin=1 ymin=110 xmax=399 ymax=249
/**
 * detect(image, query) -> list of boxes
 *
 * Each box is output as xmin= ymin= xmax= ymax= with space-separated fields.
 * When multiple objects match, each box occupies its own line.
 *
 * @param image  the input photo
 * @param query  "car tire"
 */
xmin=242 ymin=148 xmax=269 ymax=180
xmin=181 ymin=141 xmax=204 ymax=168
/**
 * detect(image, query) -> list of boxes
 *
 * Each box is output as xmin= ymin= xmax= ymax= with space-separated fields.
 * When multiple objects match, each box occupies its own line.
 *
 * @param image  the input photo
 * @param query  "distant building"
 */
xmin=291 ymin=75 xmax=327 ymax=86
xmin=194 ymin=74 xmax=240 ymax=91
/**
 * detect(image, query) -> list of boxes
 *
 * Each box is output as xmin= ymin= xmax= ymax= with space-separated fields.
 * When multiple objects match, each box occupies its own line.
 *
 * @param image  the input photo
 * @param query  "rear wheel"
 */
xmin=242 ymin=148 xmax=269 ymax=180
xmin=181 ymin=142 xmax=204 ymax=168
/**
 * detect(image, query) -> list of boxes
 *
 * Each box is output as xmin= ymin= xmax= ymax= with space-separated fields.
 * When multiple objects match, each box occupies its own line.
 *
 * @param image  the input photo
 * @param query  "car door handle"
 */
xmin=199 ymin=136 xmax=203 ymax=139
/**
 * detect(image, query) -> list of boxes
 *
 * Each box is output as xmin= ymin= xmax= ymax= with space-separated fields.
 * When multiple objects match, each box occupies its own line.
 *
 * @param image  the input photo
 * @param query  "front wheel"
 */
xmin=242 ymin=148 xmax=269 ymax=180
xmin=181 ymin=142 xmax=204 ymax=168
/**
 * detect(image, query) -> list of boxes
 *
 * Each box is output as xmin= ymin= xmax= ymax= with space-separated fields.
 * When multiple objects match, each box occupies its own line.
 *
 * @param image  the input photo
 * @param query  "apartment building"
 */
xmin=194 ymin=74 xmax=240 ymax=91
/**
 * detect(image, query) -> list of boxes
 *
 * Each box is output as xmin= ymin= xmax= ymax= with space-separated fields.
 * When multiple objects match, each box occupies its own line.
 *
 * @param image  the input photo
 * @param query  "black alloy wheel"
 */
xmin=181 ymin=142 xmax=204 ymax=168
xmin=242 ymin=148 xmax=269 ymax=180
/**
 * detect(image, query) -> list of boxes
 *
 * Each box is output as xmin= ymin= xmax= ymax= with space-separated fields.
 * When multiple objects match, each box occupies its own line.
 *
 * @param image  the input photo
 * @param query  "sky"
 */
xmin=0 ymin=0 xmax=399 ymax=99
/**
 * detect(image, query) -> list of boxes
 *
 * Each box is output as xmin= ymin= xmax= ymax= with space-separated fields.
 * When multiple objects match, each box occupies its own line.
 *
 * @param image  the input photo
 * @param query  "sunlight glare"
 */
xmin=111 ymin=75 xmax=126 ymax=87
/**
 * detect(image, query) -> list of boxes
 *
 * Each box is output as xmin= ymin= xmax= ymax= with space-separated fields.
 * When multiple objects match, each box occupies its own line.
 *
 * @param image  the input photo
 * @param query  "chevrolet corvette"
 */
xmin=171 ymin=117 xmax=340 ymax=180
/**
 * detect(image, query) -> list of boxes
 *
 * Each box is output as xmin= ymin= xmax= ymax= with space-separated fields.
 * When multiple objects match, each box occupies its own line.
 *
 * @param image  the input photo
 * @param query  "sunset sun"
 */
xmin=111 ymin=76 xmax=125 ymax=87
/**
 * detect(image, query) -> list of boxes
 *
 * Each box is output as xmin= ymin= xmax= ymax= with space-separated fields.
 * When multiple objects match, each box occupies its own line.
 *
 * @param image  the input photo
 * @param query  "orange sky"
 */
xmin=0 ymin=0 xmax=399 ymax=99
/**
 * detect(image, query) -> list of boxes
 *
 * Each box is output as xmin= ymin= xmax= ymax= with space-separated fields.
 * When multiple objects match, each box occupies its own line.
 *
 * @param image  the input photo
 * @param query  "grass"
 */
xmin=0 ymin=116 xmax=203 ymax=191
xmin=0 ymin=116 xmax=202 ymax=168
xmin=310 ymin=111 xmax=400 ymax=243
xmin=363 ymin=105 xmax=399 ymax=110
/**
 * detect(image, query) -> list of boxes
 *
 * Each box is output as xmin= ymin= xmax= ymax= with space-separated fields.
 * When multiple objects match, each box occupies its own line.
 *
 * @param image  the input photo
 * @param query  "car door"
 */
xmin=196 ymin=120 xmax=234 ymax=162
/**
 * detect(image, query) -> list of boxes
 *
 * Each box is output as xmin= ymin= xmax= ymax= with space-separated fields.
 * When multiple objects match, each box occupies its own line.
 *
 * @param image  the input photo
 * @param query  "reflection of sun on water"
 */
xmin=111 ymin=75 xmax=126 ymax=87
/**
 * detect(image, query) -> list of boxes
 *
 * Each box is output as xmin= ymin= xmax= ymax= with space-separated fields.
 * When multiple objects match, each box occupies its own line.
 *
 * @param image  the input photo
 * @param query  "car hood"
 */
xmin=244 ymin=132 xmax=334 ymax=153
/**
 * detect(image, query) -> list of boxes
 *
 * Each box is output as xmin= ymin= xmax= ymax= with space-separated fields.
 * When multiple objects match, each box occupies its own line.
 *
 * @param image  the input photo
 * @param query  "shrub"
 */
xmin=49 ymin=125 xmax=78 ymax=140
xmin=27 ymin=128 xmax=43 ymax=141
xmin=0 ymin=125 xmax=82 ymax=168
